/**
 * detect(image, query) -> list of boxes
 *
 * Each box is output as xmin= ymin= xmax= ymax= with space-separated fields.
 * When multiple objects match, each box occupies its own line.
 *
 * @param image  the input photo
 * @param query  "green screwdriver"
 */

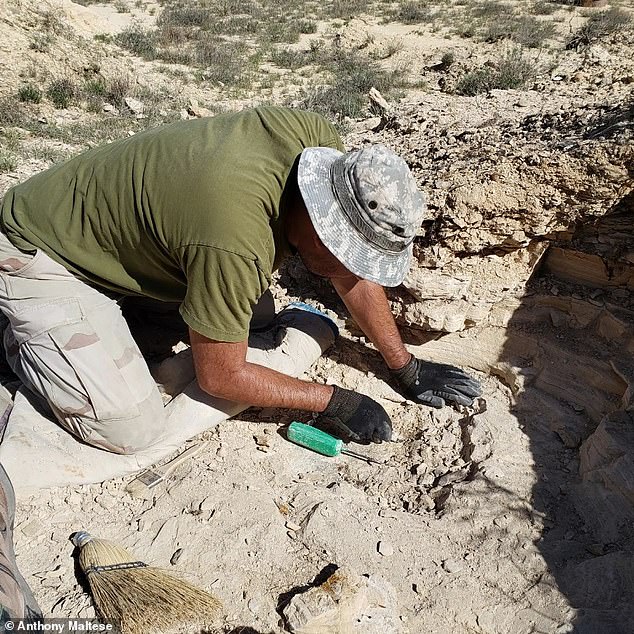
xmin=286 ymin=421 xmax=383 ymax=465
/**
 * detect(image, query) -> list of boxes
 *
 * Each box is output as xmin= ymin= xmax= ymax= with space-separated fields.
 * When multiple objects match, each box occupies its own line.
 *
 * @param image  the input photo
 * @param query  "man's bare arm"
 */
xmin=331 ymin=274 xmax=411 ymax=370
xmin=189 ymin=329 xmax=333 ymax=410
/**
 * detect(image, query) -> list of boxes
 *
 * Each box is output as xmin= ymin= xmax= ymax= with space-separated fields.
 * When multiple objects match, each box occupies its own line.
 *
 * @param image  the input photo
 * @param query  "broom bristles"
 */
xmin=72 ymin=532 xmax=221 ymax=634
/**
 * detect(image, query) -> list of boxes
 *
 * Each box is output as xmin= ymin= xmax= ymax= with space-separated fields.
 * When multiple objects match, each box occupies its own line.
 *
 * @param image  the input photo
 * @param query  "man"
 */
xmin=0 ymin=105 xmax=480 ymax=451
xmin=0 ymin=106 xmax=480 ymax=615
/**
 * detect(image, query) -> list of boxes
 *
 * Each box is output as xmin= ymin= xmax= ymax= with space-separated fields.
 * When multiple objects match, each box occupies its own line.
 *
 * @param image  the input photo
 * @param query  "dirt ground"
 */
xmin=2 ymin=1 xmax=634 ymax=633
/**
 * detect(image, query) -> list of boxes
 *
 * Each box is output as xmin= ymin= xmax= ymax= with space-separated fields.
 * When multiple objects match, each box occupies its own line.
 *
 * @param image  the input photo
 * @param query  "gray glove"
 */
xmin=391 ymin=355 xmax=482 ymax=408
xmin=314 ymin=386 xmax=392 ymax=444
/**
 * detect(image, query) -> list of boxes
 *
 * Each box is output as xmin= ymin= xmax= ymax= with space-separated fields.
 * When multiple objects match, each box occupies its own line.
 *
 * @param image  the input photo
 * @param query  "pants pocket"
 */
xmin=47 ymin=320 xmax=140 ymax=422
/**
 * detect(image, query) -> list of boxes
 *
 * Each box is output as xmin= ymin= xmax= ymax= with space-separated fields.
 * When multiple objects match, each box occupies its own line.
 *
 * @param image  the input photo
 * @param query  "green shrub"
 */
xmin=83 ymin=79 xmax=108 ymax=113
xmin=531 ymin=1 xmax=558 ymax=15
xmin=397 ymin=1 xmax=432 ymax=24
xmin=270 ymin=47 xmax=306 ymax=70
xmin=115 ymin=0 xmax=131 ymax=13
xmin=471 ymin=1 xmax=509 ymax=19
xmin=158 ymin=5 xmax=211 ymax=28
xmin=94 ymin=33 xmax=113 ymax=43
xmin=440 ymin=50 xmax=455 ymax=69
xmin=328 ymin=0 xmax=365 ymax=20
xmin=0 ymin=151 xmax=17 ymax=174
xmin=42 ymin=9 xmax=66 ymax=34
xmin=297 ymin=19 xmax=317 ymax=34
xmin=567 ymin=7 xmax=632 ymax=49
xmin=206 ymin=15 xmax=259 ymax=36
xmin=299 ymin=50 xmax=405 ymax=120
xmin=116 ymin=25 xmax=157 ymax=59
xmin=84 ymin=79 xmax=107 ymax=97
xmin=18 ymin=84 xmax=42 ymax=104
xmin=196 ymin=38 xmax=253 ymax=86
xmin=0 ymin=98 xmax=27 ymax=126
xmin=30 ymin=34 xmax=53 ymax=53
xmin=105 ymin=76 xmax=132 ymax=108
xmin=455 ymin=49 xmax=534 ymax=95
xmin=160 ymin=48 xmax=195 ymax=64
xmin=483 ymin=15 xmax=556 ymax=47
xmin=47 ymin=79 xmax=76 ymax=108
xmin=261 ymin=20 xmax=301 ymax=44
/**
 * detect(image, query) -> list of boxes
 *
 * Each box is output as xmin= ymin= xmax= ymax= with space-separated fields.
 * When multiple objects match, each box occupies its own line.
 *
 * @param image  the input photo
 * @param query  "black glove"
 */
xmin=391 ymin=355 xmax=482 ymax=409
xmin=314 ymin=386 xmax=392 ymax=444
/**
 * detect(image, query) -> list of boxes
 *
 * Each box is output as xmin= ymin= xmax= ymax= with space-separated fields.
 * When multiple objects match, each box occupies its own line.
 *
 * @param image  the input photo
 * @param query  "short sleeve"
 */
xmin=177 ymin=245 xmax=268 ymax=342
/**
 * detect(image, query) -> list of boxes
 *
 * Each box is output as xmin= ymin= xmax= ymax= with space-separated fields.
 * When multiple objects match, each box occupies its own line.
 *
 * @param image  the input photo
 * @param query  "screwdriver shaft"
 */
xmin=341 ymin=448 xmax=383 ymax=465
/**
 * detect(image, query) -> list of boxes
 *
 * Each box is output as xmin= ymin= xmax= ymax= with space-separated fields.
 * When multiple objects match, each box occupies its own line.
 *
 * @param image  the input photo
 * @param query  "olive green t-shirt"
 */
xmin=0 ymin=106 xmax=344 ymax=341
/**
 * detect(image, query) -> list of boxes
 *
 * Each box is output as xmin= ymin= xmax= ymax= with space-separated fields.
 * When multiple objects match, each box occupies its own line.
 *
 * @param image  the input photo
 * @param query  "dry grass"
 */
xmin=567 ymin=7 xmax=632 ymax=50
xmin=455 ymin=48 xmax=535 ymax=95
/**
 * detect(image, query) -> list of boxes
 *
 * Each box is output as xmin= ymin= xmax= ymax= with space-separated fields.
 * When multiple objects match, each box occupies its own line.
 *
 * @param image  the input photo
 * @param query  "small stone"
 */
xmin=254 ymin=433 xmax=270 ymax=447
xmin=170 ymin=548 xmax=183 ymax=565
xmin=378 ymin=541 xmax=394 ymax=556
xmin=187 ymin=98 xmax=214 ymax=118
xmin=124 ymin=97 xmax=144 ymax=115
xmin=34 ymin=565 xmax=63 ymax=580
xmin=40 ymin=577 xmax=62 ymax=589
xmin=442 ymin=559 xmax=463 ymax=574
xmin=102 ymin=103 xmax=117 ymax=114
xmin=440 ymin=430 xmax=455 ymax=448
xmin=199 ymin=497 xmax=214 ymax=511
xmin=283 ymin=568 xmax=398 ymax=632
xmin=419 ymin=494 xmax=435 ymax=511
xmin=437 ymin=468 xmax=469 ymax=487
xmin=19 ymin=519 xmax=44 ymax=538
xmin=414 ymin=463 xmax=428 ymax=476
xmin=285 ymin=521 xmax=301 ymax=531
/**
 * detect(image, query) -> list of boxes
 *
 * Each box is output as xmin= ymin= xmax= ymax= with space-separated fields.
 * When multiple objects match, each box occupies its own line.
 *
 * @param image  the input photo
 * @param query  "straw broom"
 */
xmin=71 ymin=531 xmax=221 ymax=634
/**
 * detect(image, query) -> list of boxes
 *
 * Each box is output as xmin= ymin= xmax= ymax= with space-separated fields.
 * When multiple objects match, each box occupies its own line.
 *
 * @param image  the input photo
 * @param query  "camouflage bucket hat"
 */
xmin=297 ymin=144 xmax=426 ymax=287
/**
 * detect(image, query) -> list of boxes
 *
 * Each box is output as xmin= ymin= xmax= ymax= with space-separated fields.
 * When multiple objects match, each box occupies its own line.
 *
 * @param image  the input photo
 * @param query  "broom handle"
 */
xmin=160 ymin=441 xmax=210 ymax=477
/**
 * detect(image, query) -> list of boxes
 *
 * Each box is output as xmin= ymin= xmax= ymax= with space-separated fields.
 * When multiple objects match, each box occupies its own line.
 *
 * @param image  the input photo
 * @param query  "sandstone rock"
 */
xmin=187 ymin=98 xmax=214 ymax=118
xmin=282 ymin=567 xmax=400 ymax=634
xmin=580 ymin=410 xmax=634 ymax=505
xmin=402 ymin=267 xmax=470 ymax=302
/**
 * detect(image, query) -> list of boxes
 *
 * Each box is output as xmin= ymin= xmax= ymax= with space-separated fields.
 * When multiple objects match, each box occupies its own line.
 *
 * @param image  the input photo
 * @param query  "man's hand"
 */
xmin=314 ymin=385 xmax=392 ymax=444
xmin=391 ymin=355 xmax=482 ymax=408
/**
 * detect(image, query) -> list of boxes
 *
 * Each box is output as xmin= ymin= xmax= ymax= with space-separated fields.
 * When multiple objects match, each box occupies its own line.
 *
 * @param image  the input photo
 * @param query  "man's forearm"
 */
xmin=205 ymin=361 xmax=333 ymax=411
xmin=189 ymin=330 xmax=333 ymax=411
xmin=331 ymin=276 xmax=411 ymax=370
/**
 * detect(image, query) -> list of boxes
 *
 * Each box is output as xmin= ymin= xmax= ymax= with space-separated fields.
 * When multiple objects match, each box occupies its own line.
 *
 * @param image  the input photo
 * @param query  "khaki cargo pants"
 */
xmin=0 ymin=232 xmax=168 ymax=454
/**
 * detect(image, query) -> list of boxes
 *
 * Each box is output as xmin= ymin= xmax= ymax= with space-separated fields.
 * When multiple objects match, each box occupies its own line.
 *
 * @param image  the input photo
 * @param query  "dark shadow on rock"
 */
xmin=498 ymin=283 xmax=634 ymax=632
xmin=276 ymin=563 xmax=339 ymax=630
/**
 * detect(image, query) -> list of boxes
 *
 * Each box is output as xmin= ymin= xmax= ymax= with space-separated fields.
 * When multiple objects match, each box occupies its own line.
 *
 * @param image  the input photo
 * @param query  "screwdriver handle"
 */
xmin=287 ymin=422 xmax=343 ymax=457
